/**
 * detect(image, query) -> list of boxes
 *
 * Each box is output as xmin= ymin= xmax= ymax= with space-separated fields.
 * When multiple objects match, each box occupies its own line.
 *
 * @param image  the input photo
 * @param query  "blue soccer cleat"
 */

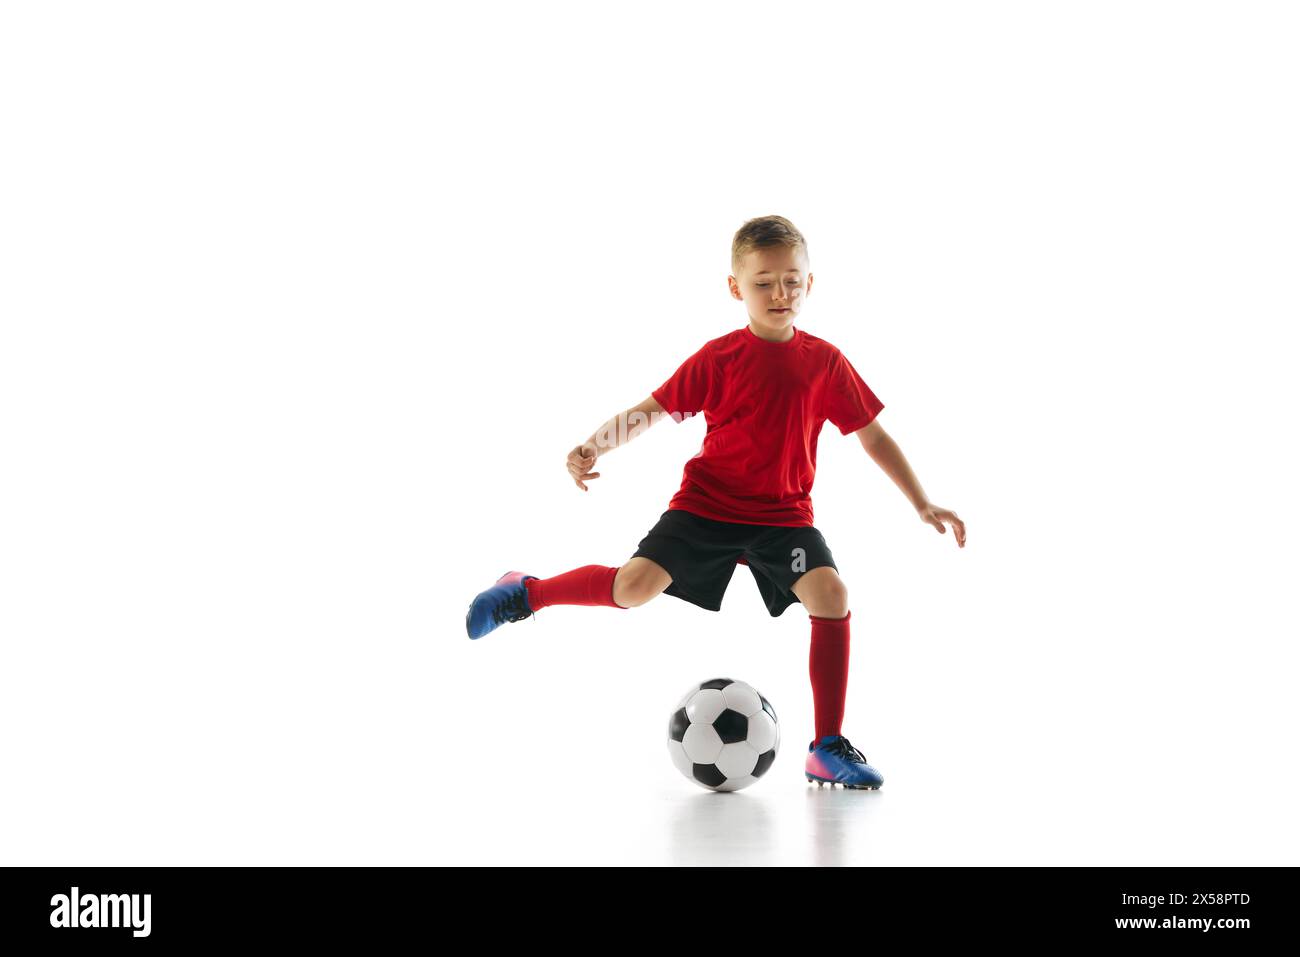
xmin=466 ymin=571 xmax=539 ymax=639
xmin=805 ymin=734 xmax=885 ymax=790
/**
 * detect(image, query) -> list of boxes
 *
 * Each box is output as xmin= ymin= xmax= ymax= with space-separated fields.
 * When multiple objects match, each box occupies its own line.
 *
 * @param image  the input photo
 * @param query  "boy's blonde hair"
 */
xmin=731 ymin=215 xmax=809 ymax=275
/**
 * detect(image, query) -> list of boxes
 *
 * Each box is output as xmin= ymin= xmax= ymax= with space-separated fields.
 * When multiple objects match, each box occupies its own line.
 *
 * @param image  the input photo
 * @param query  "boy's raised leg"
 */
xmin=466 ymin=560 xmax=671 ymax=640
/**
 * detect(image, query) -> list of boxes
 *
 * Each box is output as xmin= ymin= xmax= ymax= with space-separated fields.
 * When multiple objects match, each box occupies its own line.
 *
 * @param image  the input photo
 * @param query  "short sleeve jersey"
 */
xmin=651 ymin=325 xmax=884 ymax=527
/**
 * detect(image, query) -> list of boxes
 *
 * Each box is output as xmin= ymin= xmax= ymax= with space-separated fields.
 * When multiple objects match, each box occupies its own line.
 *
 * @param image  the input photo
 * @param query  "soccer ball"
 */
xmin=667 ymin=678 xmax=780 ymax=792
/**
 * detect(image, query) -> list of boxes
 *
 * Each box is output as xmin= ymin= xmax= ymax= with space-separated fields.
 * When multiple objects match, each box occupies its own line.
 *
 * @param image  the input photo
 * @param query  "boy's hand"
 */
xmin=566 ymin=442 xmax=601 ymax=491
xmin=918 ymin=503 xmax=965 ymax=548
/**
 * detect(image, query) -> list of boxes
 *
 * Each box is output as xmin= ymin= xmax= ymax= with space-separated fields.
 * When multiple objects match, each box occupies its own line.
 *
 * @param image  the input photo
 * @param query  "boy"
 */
xmin=465 ymin=215 xmax=965 ymax=790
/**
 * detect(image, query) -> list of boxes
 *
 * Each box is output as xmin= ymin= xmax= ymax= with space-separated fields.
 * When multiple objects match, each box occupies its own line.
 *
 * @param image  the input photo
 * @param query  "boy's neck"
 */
xmin=747 ymin=318 xmax=797 ymax=343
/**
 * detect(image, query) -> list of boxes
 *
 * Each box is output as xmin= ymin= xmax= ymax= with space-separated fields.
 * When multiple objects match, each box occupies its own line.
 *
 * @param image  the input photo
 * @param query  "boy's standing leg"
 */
xmin=792 ymin=567 xmax=886 ymax=790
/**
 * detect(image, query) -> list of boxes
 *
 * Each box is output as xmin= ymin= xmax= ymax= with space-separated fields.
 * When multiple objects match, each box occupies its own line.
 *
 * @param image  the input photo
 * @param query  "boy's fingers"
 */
xmin=946 ymin=515 xmax=966 ymax=544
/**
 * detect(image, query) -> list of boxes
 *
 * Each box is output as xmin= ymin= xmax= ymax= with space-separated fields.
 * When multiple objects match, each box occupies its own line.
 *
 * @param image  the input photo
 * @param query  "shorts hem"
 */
xmin=663 ymin=590 xmax=723 ymax=613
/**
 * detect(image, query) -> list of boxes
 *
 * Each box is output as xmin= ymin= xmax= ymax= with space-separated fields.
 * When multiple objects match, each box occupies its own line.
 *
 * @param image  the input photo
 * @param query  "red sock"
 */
xmin=525 ymin=565 xmax=627 ymax=611
xmin=809 ymin=610 xmax=851 ymax=741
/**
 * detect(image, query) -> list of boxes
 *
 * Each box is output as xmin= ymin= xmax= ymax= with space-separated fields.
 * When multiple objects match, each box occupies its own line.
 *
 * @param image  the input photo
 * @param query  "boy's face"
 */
xmin=729 ymin=245 xmax=813 ymax=339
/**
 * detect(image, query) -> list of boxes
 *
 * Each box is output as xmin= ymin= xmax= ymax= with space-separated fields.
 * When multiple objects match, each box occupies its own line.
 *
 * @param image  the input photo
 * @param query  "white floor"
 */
xmin=7 ymin=573 xmax=1293 ymax=867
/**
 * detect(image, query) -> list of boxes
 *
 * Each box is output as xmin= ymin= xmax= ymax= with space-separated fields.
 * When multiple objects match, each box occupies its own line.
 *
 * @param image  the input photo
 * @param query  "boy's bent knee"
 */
xmin=614 ymin=558 xmax=672 ymax=608
xmin=793 ymin=567 xmax=849 ymax=618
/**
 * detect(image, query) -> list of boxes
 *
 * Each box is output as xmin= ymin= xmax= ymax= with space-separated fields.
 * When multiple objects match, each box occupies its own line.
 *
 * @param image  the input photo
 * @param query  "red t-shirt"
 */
xmin=651 ymin=325 xmax=884 ymax=527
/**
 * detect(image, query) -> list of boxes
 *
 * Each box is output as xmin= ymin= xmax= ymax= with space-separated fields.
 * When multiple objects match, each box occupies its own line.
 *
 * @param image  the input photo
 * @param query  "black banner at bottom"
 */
xmin=0 ymin=865 xmax=1289 ymax=946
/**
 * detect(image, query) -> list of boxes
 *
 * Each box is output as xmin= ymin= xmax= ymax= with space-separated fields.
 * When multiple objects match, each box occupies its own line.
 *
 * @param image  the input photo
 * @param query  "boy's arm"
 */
xmin=855 ymin=419 xmax=966 ymax=547
xmin=566 ymin=395 xmax=667 ymax=491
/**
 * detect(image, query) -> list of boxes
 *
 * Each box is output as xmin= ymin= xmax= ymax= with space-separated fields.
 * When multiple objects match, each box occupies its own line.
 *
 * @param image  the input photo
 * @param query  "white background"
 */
xmin=2 ymin=1 xmax=1297 ymax=866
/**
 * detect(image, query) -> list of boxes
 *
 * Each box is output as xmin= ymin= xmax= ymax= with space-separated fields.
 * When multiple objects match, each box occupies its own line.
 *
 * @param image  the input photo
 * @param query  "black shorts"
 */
xmin=630 ymin=508 xmax=839 ymax=617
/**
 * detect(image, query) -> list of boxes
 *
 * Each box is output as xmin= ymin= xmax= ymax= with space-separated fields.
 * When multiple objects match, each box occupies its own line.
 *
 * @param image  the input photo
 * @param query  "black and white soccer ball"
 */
xmin=667 ymin=678 xmax=779 ymax=792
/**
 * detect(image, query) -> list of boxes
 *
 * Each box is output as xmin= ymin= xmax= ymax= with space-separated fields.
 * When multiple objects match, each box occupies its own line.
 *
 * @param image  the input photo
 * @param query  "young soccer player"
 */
xmin=466 ymin=215 xmax=965 ymax=789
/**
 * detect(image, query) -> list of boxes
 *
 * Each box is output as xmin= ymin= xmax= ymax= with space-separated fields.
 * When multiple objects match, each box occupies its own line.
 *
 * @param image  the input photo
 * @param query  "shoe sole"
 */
xmin=805 ymin=772 xmax=882 ymax=790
